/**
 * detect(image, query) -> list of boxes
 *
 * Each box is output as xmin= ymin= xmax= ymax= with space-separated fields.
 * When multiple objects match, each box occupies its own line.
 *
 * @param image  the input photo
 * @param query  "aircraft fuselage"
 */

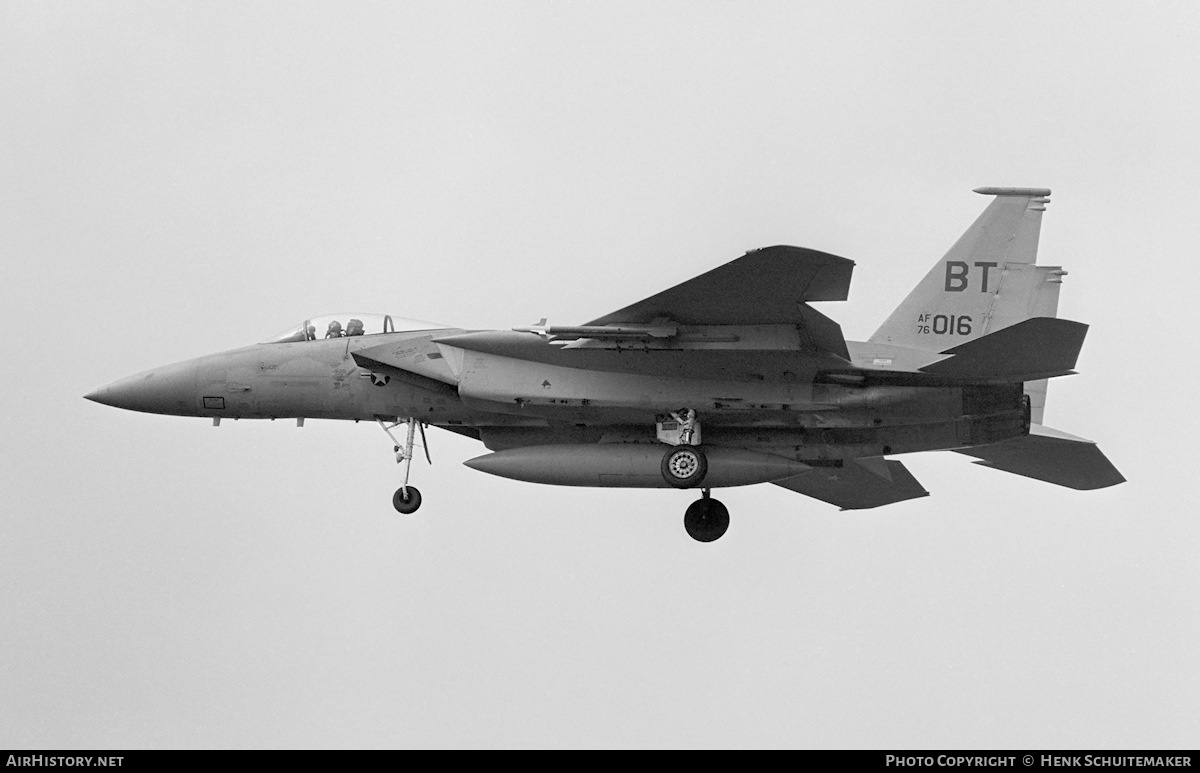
xmin=86 ymin=188 xmax=1122 ymax=541
xmin=86 ymin=329 xmax=1028 ymax=464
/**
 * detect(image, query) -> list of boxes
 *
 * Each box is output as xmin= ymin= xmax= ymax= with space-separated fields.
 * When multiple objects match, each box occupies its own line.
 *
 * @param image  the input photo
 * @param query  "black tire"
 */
xmin=661 ymin=446 xmax=708 ymax=488
xmin=392 ymin=486 xmax=422 ymax=514
xmin=684 ymin=497 xmax=730 ymax=542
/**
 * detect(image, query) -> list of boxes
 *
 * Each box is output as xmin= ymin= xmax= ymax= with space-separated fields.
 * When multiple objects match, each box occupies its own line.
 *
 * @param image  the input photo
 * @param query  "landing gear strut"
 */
xmin=656 ymin=407 xmax=724 ymax=539
xmin=378 ymin=417 xmax=429 ymax=515
xmin=684 ymin=489 xmax=729 ymax=542
xmin=658 ymin=408 xmax=706 ymax=488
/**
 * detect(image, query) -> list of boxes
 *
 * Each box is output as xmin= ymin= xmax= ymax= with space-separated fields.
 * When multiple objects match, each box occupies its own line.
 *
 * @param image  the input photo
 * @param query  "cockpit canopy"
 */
xmin=264 ymin=313 xmax=445 ymax=344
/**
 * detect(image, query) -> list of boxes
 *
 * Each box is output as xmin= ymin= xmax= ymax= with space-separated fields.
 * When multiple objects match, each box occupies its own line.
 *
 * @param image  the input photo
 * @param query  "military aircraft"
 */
xmin=86 ymin=187 xmax=1123 ymax=541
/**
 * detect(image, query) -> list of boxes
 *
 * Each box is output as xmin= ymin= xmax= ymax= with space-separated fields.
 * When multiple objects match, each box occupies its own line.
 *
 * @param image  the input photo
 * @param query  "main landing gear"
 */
xmin=661 ymin=445 xmax=707 ymax=488
xmin=657 ymin=408 xmax=729 ymax=542
xmin=378 ymin=417 xmax=429 ymax=515
xmin=684 ymin=489 xmax=729 ymax=542
xmin=659 ymin=408 xmax=706 ymax=488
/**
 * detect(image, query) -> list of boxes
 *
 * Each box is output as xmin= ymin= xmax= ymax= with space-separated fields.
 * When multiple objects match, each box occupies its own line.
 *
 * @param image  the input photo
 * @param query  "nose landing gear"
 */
xmin=684 ymin=489 xmax=729 ymax=542
xmin=377 ymin=417 xmax=429 ymax=515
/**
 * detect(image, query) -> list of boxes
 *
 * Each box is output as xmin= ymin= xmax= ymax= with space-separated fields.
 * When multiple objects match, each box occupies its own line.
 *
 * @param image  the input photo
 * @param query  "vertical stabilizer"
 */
xmin=870 ymin=188 xmax=1063 ymax=353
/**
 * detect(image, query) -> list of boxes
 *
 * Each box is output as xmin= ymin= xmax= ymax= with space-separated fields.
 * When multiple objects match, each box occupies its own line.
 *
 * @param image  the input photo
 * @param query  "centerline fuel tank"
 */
xmin=463 ymin=444 xmax=810 ymax=488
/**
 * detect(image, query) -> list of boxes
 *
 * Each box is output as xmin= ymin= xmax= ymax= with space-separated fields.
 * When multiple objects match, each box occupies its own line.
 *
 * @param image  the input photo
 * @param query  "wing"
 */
xmin=772 ymin=457 xmax=929 ymax=510
xmin=586 ymin=245 xmax=854 ymax=326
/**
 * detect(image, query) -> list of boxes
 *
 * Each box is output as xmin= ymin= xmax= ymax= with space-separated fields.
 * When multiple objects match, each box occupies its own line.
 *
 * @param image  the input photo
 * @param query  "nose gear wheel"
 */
xmin=377 ymin=417 xmax=430 ymax=514
xmin=392 ymin=486 xmax=422 ymax=515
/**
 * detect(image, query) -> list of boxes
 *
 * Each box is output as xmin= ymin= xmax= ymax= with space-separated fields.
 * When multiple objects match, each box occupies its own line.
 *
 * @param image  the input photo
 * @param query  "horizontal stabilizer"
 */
xmin=920 ymin=317 xmax=1087 ymax=380
xmin=772 ymin=457 xmax=929 ymax=510
xmin=955 ymin=424 xmax=1125 ymax=490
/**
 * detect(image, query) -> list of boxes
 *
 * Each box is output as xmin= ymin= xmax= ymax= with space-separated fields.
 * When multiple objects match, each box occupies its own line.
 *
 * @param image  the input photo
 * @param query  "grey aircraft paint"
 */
xmin=86 ymin=188 xmax=1123 ymax=542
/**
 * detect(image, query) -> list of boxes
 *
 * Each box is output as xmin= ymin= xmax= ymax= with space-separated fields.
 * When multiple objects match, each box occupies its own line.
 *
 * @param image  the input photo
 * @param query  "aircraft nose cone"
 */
xmin=84 ymin=361 xmax=200 ymax=416
xmin=83 ymin=385 xmax=116 ymax=406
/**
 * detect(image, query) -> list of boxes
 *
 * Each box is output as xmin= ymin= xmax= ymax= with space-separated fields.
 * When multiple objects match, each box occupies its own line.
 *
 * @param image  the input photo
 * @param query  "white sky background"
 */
xmin=2 ymin=0 xmax=1197 ymax=749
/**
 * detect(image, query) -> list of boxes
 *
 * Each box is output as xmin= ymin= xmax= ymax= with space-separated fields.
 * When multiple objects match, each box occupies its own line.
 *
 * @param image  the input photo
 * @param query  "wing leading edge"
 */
xmin=586 ymin=245 xmax=854 ymax=326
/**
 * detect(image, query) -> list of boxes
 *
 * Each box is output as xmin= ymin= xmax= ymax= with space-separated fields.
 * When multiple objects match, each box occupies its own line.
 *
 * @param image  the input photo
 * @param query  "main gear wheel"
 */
xmin=661 ymin=445 xmax=708 ymax=488
xmin=684 ymin=496 xmax=729 ymax=542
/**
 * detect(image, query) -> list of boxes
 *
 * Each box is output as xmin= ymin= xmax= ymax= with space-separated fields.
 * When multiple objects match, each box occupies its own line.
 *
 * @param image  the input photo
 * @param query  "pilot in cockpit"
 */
xmin=263 ymin=313 xmax=418 ymax=345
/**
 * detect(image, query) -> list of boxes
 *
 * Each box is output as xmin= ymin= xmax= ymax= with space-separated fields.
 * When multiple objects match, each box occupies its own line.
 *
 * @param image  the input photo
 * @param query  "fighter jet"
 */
xmin=86 ymin=187 xmax=1123 ymax=541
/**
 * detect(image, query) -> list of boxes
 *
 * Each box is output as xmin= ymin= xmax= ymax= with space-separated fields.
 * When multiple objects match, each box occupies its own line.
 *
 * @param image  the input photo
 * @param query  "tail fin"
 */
xmin=871 ymin=187 xmax=1065 ymax=351
xmin=872 ymin=187 xmax=1068 ymax=422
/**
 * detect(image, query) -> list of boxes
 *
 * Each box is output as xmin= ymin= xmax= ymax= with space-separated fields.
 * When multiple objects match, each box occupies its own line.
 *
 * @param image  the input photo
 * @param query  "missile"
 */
xmin=463 ymin=444 xmax=810 ymax=488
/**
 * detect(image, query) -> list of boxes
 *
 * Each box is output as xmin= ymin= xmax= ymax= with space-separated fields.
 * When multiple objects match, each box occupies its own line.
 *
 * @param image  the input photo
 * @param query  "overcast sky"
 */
xmin=2 ymin=1 xmax=1197 ymax=749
